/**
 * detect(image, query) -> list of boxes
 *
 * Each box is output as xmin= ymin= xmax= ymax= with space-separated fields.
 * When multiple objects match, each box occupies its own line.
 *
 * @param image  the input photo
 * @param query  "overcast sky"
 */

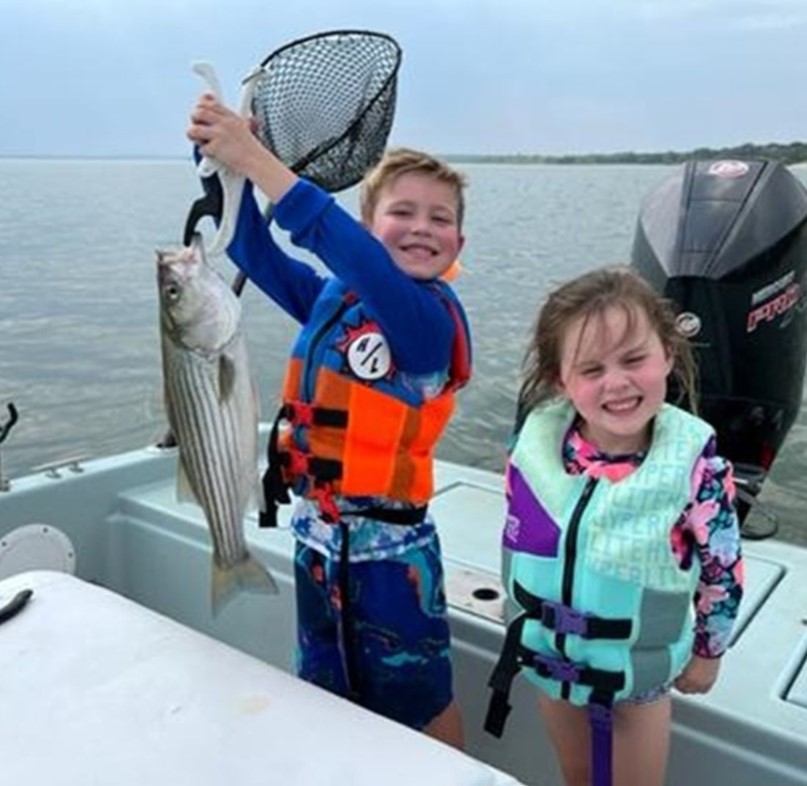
xmin=3 ymin=0 xmax=807 ymax=157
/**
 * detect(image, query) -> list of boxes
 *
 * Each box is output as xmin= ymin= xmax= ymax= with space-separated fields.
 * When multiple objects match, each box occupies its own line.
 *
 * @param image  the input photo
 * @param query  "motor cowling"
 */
xmin=631 ymin=159 xmax=807 ymax=531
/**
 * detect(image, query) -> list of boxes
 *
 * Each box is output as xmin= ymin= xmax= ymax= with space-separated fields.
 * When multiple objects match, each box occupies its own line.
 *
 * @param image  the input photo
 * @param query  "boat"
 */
xmin=2 ymin=158 xmax=807 ymax=785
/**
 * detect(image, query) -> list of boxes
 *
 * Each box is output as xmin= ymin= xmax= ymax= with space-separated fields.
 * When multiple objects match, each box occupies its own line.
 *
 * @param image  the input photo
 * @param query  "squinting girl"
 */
xmin=486 ymin=266 xmax=743 ymax=786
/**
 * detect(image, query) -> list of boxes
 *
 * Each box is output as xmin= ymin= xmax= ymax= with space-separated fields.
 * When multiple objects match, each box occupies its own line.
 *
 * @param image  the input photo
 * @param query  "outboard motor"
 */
xmin=631 ymin=159 xmax=807 ymax=537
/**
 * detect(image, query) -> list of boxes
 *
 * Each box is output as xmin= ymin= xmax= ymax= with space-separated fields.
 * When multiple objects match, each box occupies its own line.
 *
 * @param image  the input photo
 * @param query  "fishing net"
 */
xmin=250 ymin=30 xmax=402 ymax=192
xmin=182 ymin=30 xmax=401 ymax=250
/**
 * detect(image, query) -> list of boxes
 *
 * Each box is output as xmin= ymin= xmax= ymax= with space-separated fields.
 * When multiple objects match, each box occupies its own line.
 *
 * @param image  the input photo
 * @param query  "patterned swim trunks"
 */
xmin=293 ymin=530 xmax=454 ymax=730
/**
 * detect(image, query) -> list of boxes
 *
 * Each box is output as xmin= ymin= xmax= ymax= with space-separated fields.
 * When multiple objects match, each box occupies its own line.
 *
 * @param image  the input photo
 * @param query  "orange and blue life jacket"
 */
xmin=261 ymin=277 xmax=471 ymax=526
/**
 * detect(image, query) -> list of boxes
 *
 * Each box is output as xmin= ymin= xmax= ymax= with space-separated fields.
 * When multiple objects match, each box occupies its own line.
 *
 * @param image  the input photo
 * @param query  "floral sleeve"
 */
xmin=675 ymin=437 xmax=744 ymax=657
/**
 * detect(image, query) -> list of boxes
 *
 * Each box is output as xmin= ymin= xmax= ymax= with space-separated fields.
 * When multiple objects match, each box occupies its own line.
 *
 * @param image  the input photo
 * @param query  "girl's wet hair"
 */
xmin=518 ymin=266 xmax=698 ymax=417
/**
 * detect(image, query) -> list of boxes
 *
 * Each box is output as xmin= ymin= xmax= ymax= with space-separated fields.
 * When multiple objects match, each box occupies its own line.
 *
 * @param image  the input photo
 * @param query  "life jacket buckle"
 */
xmin=287 ymin=401 xmax=314 ymax=427
xmin=286 ymin=448 xmax=310 ymax=476
xmin=309 ymin=482 xmax=341 ymax=524
xmin=541 ymin=599 xmax=589 ymax=637
xmin=532 ymin=653 xmax=581 ymax=683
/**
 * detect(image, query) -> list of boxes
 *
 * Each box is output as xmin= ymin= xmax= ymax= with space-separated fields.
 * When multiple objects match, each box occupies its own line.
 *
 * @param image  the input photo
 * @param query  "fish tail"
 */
xmin=211 ymin=552 xmax=279 ymax=616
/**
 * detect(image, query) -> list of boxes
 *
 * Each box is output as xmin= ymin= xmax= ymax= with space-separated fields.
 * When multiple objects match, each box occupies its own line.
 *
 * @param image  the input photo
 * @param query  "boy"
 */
xmin=188 ymin=95 xmax=471 ymax=748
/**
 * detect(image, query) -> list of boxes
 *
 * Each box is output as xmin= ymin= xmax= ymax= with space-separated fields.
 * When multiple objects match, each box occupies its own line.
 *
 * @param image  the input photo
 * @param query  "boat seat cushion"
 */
xmin=0 ymin=570 xmax=522 ymax=786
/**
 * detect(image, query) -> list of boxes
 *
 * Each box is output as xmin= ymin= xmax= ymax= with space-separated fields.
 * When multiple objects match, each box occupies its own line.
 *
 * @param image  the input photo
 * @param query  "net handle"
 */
xmin=183 ymin=63 xmax=262 ymax=257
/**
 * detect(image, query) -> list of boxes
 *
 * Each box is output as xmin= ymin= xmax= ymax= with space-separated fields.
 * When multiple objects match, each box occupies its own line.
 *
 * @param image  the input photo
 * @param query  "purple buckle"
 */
xmin=541 ymin=600 xmax=590 ymax=636
xmin=533 ymin=654 xmax=580 ymax=683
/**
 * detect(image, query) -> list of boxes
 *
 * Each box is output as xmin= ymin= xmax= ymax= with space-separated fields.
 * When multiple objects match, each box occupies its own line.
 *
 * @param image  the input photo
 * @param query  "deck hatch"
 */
xmin=728 ymin=555 xmax=784 ymax=646
xmin=431 ymin=480 xmax=505 ymax=576
xmin=784 ymin=644 xmax=807 ymax=710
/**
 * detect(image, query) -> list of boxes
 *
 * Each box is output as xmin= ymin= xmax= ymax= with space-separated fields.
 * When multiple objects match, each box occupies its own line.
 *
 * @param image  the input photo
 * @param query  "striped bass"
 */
xmin=156 ymin=238 xmax=277 ymax=614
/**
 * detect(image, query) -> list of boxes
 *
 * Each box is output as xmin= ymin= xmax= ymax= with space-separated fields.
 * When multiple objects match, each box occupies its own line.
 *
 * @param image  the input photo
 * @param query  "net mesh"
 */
xmin=250 ymin=30 xmax=401 ymax=193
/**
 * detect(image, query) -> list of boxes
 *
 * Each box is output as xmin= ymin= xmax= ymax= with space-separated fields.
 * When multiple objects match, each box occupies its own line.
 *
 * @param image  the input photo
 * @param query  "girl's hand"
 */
xmin=674 ymin=654 xmax=721 ymax=694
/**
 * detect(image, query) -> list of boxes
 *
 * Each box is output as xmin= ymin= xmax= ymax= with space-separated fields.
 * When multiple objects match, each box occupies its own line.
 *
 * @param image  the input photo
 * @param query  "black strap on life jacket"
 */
xmin=338 ymin=521 xmax=362 ymax=703
xmin=512 ymin=581 xmax=633 ymax=640
xmin=525 ymin=651 xmax=625 ymax=693
xmin=485 ymin=613 xmax=528 ymax=737
xmin=259 ymin=405 xmax=294 ymax=528
xmin=339 ymin=505 xmax=428 ymax=524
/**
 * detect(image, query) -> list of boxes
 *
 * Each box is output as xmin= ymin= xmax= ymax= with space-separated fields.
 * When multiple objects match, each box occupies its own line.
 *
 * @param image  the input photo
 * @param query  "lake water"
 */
xmin=1 ymin=158 xmax=805 ymax=541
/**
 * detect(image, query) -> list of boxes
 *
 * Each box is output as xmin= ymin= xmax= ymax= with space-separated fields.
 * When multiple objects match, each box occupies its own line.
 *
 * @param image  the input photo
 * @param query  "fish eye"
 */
xmin=164 ymin=284 xmax=181 ymax=302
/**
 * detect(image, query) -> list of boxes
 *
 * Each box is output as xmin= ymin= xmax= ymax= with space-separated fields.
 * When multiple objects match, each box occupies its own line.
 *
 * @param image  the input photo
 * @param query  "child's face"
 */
xmin=366 ymin=172 xmax=464 ymax=281
xmin=556 ymin=305 xmax=673 ymax=454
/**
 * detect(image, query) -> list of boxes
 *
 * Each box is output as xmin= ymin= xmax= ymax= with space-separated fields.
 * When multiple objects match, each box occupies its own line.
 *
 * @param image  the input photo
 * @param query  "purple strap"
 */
xmin=588 ymin=701 xmax=614 ymax=786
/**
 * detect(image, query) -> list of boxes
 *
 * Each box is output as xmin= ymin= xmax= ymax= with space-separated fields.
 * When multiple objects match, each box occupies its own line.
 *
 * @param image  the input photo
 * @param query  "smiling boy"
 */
xmin=188 ymin=95 xmax=471 ymax=747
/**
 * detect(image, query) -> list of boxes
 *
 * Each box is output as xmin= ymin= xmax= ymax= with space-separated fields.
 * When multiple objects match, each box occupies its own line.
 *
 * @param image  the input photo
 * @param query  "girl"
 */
xmin=486 ymin=267 xmax=743 ymax=786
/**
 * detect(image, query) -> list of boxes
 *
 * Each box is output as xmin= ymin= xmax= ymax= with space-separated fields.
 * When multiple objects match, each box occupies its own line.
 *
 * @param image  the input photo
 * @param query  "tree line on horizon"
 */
xmin=446 ymin=141 xmax=807 ymax=166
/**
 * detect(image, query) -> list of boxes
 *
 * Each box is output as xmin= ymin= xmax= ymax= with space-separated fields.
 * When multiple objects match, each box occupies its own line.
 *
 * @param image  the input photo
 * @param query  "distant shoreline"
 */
xmin=444 ymin=141 xmax=807 ymax=167
xmin=2 ymin=141 xmax=806 ymax=166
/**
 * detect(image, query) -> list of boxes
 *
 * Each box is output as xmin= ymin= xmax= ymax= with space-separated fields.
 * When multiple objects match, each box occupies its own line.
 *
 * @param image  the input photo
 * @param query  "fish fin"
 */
xmin=211 ymin=552 xmax=279 ymax=616
xmin=176 ymin=454 xmax=197 ymax=504
xmin=218 ymin=354 xmax=237 ymax=402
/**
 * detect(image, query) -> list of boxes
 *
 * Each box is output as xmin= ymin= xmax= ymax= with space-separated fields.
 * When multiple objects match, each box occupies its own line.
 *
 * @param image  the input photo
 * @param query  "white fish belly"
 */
xmin=163 ymin=339 xmax=257 ymax=568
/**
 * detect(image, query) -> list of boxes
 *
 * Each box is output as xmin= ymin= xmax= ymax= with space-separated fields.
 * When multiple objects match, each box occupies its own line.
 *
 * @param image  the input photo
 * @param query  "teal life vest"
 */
xmin=487 ymin=399 xmax=713 ymax=734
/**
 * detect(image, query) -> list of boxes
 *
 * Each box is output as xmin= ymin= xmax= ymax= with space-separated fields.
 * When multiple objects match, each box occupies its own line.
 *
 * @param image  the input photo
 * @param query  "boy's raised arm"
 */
xmin=274 ymin=182 xmax=457 ymax=375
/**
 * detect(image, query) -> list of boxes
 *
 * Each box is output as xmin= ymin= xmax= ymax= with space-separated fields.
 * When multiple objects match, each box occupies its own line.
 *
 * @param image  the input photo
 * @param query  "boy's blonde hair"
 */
xmin=519 ymin=266 xmax=699 ymax=415
xmin=359 ymin=147 xmax=467 ymax=228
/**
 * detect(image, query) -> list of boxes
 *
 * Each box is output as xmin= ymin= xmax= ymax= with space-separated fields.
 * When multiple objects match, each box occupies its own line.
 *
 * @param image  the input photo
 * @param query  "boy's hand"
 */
xmin=187 ymin=93 xmax=297 ymax=204
xmin=674 ymin=654 xmax=721 ymax=694
xmin=187 ymin=94 xmax=264 ymax=177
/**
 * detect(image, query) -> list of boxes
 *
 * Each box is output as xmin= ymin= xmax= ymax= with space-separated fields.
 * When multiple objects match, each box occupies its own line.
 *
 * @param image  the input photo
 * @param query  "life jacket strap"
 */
xmin=339 ymin=505 xmax=428 ymax=525
xmin=260 ymin=405 xmax=293 ymax=528
xmin=513 ymin=581 xmax=633 ymax=640
xmin=337 ymin=521 xmax=362 ymax=702
xmin=484 ymin=614 xmax=528 ymax=737
xmin=259 ymin=404 xmax=347 ymax=528
xmin=279 ymin=449 xmax=343 ymax=482
xmin=484 ymin=614 xmax=626 ymax=739
xmin=524 ymin=650 xmax=625 ymax=693
xmin=588 ymin=692 xmax=615 ymax=786
xmin=283 ymin=401 xmax=349 ymax=429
